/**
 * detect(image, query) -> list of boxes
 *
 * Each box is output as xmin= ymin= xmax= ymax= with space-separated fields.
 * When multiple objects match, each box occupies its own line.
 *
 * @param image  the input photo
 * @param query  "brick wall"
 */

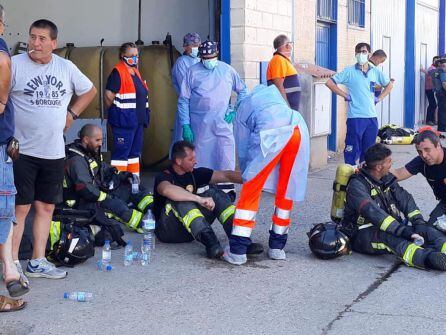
xmin=230 ymin=0 xmax=293 ymax=90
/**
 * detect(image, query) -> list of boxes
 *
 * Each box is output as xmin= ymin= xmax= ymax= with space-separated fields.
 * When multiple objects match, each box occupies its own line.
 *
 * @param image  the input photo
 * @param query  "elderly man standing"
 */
xmin=171 ymin=32 xmax=201 ymax=145
xmin=326 ymin=42 xmax=393 ymax=166
xmin=0 ymin=4 xmax=29 ymax=312
xmin=10 ymin=19 xmax=96 ymax=281
xmin=267 ymin=34 xmax=301 ymax=111
xmin=177 ymin=41 xmax=248 ymax=199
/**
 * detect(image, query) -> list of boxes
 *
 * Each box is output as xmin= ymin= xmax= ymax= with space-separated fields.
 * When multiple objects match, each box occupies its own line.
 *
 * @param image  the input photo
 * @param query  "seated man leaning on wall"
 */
xmin=340 ymin=143 xmax=446 ymax=271
xmin=64 ymin=124 xmax=153 ymax=233
xmin=153 ymin=140 xmax=263 ymax=259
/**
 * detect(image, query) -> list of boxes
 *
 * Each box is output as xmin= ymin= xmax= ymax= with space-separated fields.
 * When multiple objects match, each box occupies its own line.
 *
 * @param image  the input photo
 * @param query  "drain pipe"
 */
xmin=135 ymin=0 xmax=144 ymax=45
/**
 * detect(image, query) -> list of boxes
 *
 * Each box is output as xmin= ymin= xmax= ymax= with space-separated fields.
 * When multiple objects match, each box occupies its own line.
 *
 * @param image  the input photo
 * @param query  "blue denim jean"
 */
xmin=0 ymin=144 xmax=16 ymax=244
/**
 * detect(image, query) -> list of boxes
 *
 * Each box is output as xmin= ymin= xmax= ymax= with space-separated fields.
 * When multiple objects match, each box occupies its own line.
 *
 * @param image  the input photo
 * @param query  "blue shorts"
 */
xmin=0 ymin=144 xmax=16 ymax=244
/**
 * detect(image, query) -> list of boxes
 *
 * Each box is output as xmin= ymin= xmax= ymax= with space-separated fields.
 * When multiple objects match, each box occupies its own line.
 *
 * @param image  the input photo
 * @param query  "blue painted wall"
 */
xmin=404 ymin=0 xmax=416 ymax=128
xmin=440 ymin=0 xmax=445 ymax=55
xmin=220 ymin=0 xmax=231 ymax=64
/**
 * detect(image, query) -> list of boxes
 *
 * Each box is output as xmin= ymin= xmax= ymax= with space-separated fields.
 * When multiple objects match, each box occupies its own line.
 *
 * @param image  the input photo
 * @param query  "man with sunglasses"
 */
xmin=326 ymin=42 xmax=393 ymax=166
xmin=267 ymin=34 xmax=301 ymax=111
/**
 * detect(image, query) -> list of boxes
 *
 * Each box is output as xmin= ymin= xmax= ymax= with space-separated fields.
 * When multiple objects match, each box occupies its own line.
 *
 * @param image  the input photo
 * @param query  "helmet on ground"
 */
xmin=307 ymin=222 xmax=350 ymax=260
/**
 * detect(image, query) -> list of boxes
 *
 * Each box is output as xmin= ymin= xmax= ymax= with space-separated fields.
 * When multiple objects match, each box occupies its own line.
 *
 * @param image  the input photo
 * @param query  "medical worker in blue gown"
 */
xmin=171 ymin=33 xmax=201 ymax=145
xmin=177 ymin=41 xmax=248 ymax=198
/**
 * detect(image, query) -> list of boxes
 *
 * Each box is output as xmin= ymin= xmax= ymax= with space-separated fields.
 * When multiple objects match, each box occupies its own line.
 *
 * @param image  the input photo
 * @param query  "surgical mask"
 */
xmin=190 ymin=47 xmax=199 ymax=58
xmin=356 ymin=53 xmax=368 ymax=65
xmin=202 ymin=58 xmax=218 ymax=70
xmin=122 ymin=55 xmax=139 ymax=67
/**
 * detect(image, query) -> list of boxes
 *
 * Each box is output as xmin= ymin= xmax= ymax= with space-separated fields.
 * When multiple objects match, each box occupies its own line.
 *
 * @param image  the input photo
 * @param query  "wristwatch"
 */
xmin=67 ymin=107 xmax=78 ymax=120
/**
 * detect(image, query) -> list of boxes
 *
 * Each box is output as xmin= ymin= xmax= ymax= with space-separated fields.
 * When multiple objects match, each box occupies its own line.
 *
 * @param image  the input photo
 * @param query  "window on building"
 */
xmin=317 ymin=0 xmax=336 ymax=22
xmin=348 ymin=0 xmax=365 ymax=27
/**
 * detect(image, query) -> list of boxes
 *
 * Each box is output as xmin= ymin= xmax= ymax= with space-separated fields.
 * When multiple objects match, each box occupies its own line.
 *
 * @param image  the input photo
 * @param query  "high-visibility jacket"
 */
xmin=108 ymin=61 xmax=149 ymax=128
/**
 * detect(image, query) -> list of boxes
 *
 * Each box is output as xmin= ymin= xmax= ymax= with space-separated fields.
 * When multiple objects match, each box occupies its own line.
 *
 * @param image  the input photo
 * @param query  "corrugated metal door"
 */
xmin=415 ymin=1 xmax=440 ymax=125
xmin=371 ymin=0 xmax=406 ymax=127
xmin=316 ymin=23 xmax=330 ymax=68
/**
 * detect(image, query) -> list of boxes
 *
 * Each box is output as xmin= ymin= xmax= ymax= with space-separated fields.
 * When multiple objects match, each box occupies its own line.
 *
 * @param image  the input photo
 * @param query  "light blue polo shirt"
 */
xmin=332 ymin=64 xmax=390 ymax=119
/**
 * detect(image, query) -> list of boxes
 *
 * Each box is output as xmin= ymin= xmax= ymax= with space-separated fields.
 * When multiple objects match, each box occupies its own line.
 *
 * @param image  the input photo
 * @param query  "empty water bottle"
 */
xmin=102 ymin=240 xmax=111 ymax=265
xmin=433 ymin=214 xmax=446 ymax=233
xmin=64 ymin=291 xmax=93 ymax=302
xmin=132 ymin=174 xmax=140 ymax=194
xmin=124 ymin=242 xmax=133 ymax=266
xmin=142 ymin=209 xmax=156 ymax=250
xmin=96 ymin=260 xmax=112 ymax=272
xmin=141 ymin=240 xmax=151 ymax=266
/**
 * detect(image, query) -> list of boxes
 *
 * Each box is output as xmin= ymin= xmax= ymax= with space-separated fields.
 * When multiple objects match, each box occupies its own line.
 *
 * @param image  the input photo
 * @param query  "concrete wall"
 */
xmin=230 ymin=0 xmax=293 ymax=90
xmin=1 ymin=0 xmax=209 ymax=53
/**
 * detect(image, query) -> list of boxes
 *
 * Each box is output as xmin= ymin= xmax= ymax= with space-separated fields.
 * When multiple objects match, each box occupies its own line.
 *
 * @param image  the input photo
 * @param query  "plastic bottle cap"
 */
xmin=106 ymin=265 xmax=112 ymax=271
xmin=105 ymin=240 xmax=110 ymax=244
xmin=64 ymin=292 xmax=69 ymax=299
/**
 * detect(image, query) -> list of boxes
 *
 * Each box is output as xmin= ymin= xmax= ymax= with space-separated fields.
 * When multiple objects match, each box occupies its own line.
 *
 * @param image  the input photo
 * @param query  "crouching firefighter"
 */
xmin=153 ymin=141 xmax=263 ymax=259
xmin=64 ymin=124 xmax=153 ymax=233
xmin=341 ymin=143 xmax=446 ymax=270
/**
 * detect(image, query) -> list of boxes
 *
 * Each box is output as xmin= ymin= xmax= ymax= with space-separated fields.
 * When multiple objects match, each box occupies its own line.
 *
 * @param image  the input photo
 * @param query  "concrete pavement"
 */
xmin=1 ymin=145 xmax=446 ymax=335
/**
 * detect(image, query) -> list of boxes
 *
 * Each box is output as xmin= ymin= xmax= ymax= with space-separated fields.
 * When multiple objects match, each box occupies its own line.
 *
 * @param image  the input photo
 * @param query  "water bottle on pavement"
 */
xmin=141 ymin=240 xmax=151 ymax=266
xmin=142 ymin=209 xmax=156 ymax=250
xmin=96 ymin=260 xmax=112 ymax=272
xmin=124 ymin=242 xmax=133 ymax=266
xmin=63 ymin=292 xmax=93 ymax=302
xmin=102 ymin=240 xmax=111 ymax=264
xmin=131 ymin=174 xmax=140 ymax=194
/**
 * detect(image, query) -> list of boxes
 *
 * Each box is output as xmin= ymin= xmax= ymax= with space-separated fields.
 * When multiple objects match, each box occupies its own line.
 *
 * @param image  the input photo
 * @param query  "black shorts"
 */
xmin=13 ymin=154 xmax=65 ymax=205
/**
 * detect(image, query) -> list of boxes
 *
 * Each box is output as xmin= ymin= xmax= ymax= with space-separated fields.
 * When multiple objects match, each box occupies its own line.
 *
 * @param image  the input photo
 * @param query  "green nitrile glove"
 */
xmin=182 ymin=124 xmax=194 ymax=143
xmin=224 ymin=106 xmax=236 ymax=124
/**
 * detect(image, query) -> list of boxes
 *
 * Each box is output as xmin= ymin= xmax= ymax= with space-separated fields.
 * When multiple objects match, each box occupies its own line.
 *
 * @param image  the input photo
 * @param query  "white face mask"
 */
xmin=190 ymin=47 xmax=199 ymax=58
xmin=356 ymin=53 xmax=369 ymax=65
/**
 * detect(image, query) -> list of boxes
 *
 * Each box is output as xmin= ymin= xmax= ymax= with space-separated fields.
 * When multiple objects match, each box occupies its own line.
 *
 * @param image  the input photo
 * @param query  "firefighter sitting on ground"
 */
xmin=153 ymin=140 xmax=263 ymax=259
xmin=64 ymin=124 xmax=153 ymax=232
xmin=340 ymin=143 xmax=446 ymax=271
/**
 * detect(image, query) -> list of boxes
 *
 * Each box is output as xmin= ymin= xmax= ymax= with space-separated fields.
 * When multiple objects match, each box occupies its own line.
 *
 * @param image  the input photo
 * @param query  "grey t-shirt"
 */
xmin=10 ymin=53 xmax=93 ymax=159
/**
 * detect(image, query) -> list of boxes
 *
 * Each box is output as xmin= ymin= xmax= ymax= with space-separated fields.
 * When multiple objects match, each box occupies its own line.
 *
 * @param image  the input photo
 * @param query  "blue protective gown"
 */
xmin=177 ymin=61 xmax=248 ymax=170
xmin=235 ymin=84 xmax=310 ymax=201
xmin=171 ymin=55 xmax=201 ymax=145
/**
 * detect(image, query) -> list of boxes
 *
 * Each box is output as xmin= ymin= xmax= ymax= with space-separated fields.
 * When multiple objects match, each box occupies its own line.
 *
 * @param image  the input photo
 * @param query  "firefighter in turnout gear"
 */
xmin=153 ymin=141 xmax=263 ymax=259
xmin=64 ymin=124 xmax=153 ymax=232
xmin=341 ymin=143 xmax=446 ymax=271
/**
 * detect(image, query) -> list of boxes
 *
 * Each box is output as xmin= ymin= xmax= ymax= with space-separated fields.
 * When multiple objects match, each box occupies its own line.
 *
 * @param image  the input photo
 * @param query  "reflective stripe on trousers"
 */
xmin=232 ymin=127 xmax=301 ymax=237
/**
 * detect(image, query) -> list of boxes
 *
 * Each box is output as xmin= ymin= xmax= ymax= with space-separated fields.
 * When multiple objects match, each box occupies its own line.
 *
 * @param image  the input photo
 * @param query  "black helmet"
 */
xmin=48 ymin=220 xmax=95 ymax=267
xmin=307 ymin=222 xmax=350 ymax=260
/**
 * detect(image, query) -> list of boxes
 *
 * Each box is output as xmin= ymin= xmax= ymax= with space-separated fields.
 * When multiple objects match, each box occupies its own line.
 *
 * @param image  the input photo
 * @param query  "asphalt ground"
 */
xmin=1 ymin=144 xmax=446 ymax=335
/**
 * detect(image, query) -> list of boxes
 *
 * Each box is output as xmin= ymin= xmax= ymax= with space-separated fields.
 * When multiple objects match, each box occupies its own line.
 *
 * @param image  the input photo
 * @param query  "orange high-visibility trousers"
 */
xmin=232 ymin=127 xmax=301 ymax=239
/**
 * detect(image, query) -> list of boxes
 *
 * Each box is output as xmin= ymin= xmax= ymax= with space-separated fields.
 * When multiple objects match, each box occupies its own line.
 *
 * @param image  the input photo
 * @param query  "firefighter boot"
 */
xmin=195 ymin=226 xmax=224 ymax=259
xmin=425 ymin=252 xmax=446 ymax=271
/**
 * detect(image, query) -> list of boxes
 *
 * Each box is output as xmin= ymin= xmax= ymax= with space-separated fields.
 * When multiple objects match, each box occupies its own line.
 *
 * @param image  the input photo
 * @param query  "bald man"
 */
xmin=64 ymin=124 xmax=153 ymax=234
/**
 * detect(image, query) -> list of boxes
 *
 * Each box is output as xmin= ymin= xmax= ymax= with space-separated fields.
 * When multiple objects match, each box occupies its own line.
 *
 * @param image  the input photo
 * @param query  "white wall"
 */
xmin=371 ymin=0 xmax=406 ymax=127
xmin=1 ymin=0 xmax=209 ymax=53
xmin=415 ymin=0 xmax=439 ymax=125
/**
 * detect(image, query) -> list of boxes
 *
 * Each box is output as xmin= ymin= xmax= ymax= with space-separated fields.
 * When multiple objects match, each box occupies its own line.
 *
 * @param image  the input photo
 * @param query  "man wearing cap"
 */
xmin=171 ymin=33 xmax=201 ymax=145
xmin=177 ymin=41 xmax=248 ymax=199
xmin=267 ymin=34 xmax=301 ymax=111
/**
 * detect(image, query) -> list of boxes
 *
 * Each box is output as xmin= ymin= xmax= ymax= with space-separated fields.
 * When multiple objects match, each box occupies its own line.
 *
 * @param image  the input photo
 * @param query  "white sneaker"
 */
xmin=222 ymin=247 xmax=247 ymax=265
xmin=14 ymin=260 xmax=29 ymax=285
xmin=25 ymin=258 xmax=67 ymax=279
xmin=268 ymin=248 xmax=286 ymax=260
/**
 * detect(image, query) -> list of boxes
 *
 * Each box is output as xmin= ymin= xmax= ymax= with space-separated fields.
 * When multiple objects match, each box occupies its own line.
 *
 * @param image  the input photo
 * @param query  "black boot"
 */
xmin=425 ymin=252 xmax=446 ymax=271
xmin=247 ymin=242 xmax=264 ymax=255
xmin=196 ymin=227 xmax=224 ymax=259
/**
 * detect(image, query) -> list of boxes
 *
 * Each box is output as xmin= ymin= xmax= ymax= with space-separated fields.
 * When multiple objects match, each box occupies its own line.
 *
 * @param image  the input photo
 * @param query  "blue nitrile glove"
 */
xmin=344 ymin=94 xmax=352 ymax=102
xmin=224 ymin=106 xmax=237 ymax=124
xmin=182 ymin=124 xmax=194 ymax=143
xmin=374 ymin=96 xmax=380 ymax=104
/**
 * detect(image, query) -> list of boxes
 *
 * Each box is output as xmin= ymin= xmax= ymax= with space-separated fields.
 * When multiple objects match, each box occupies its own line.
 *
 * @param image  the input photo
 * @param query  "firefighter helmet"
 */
xmin=307 ymin=222 xmax=350 ymax=260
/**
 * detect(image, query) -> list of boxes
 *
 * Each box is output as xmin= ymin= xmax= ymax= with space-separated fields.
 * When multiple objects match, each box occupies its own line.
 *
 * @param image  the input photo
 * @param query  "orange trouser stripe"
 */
xmin=128 ymin=161 xmax=140 ymax=175
xmin=233 ymin=127 xmax=301 ymax=232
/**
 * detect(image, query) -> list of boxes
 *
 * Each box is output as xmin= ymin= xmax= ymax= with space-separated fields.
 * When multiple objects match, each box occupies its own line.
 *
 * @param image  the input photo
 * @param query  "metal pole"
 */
xmin=135 ymin=0 xmax=144 ymax=45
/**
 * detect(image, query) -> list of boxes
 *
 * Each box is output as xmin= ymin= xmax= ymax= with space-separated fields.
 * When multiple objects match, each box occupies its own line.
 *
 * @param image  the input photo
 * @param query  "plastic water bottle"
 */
xmin=141 ymin=240 xmax=151 ymax=266
xmin=131 ymin=174 xmax=140 ymax=194
xmin=433 ymin=214 xmax=446 ymax=233
xmin=124 ymin=242 xmax=133 ymax=266
xmin=96 ymin=260 xmax=112 ymax=272
xmin=142 ymin=209 xmax=156 ymax=250
xmin=102 ymin=240 xmax=111 ymax=265
xmin=63 ymin=292 xmax=93 ymax=302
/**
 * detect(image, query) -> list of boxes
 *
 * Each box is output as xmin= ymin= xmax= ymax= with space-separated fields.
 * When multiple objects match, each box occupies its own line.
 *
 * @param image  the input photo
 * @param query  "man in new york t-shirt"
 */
xmin=9 ymin=19 xmax=96 ymax=281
